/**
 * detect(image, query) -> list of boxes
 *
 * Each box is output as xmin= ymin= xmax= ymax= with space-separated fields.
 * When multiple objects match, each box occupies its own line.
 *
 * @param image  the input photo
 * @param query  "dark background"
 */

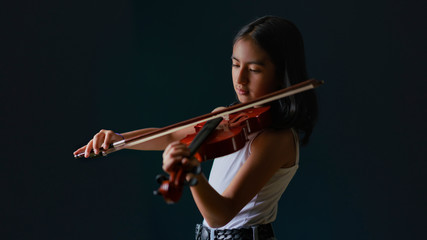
xmin=2 ymin=0 xmax=426 ymax=239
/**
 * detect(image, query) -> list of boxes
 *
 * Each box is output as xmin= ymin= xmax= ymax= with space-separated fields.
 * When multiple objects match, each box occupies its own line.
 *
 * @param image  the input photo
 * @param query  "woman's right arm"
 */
xmin=73 ymin=126 xmax=195 ymax=158
xmin=74 ymin=106 xmax=225 ymax=158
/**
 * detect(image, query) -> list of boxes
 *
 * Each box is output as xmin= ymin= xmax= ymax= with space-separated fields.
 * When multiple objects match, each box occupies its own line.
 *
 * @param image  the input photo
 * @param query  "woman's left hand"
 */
xmin=162 ymin=141 xmax=200 ymax=174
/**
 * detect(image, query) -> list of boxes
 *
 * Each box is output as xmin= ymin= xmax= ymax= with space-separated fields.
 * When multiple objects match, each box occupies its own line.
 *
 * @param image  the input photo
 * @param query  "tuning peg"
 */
xmin=155 ymin=174 xmax=169 ymax=184
xmin=187 ymin=177 xmax=198 ymax=186
xmin=153 ymin=190 xmax=160 ymax=196
xmin=190 ymin=165 xmax=202 ymax=175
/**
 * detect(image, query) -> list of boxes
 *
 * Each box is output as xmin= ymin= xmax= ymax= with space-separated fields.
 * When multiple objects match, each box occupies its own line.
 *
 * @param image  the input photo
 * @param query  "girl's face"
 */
xmin=232 ymin=37 xmax=280 ymax=103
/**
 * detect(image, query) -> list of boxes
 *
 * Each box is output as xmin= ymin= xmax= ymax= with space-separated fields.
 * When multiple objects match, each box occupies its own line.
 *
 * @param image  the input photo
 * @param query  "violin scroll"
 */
xmin=153 ymin=165 xmax=201 ymax=204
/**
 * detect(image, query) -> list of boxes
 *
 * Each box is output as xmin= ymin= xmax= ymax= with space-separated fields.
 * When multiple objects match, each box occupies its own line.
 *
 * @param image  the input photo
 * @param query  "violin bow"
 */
xmin=74 ymin=78 xmax=323 ymax=159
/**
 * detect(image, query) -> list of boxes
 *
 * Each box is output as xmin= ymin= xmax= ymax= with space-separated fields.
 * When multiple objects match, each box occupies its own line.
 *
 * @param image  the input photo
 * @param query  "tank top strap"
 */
xmin=247 ymin=131 xmax=263 ymax=155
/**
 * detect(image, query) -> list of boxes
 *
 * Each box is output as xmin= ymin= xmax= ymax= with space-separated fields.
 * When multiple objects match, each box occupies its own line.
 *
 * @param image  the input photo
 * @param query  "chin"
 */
xmin=238 ymin=96 xmax=251 ymax=103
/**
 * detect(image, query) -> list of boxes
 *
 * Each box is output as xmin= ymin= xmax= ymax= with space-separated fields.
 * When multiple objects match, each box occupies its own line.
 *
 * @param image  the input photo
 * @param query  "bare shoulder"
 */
xmin=251 ymin=128 xmax=297 ymax=168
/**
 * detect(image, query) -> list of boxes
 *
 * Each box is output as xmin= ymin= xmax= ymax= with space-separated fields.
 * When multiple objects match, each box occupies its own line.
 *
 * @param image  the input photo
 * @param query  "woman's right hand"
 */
xmin=73 ymin=129 xmax=124 ymax=158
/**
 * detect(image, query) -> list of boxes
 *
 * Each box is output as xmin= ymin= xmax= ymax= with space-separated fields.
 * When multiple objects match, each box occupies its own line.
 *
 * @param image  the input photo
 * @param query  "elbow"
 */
xmin=193 ymin=182 xmax=243 ymax=228
xmin=203 ymin=208 xmax=238 ymax=228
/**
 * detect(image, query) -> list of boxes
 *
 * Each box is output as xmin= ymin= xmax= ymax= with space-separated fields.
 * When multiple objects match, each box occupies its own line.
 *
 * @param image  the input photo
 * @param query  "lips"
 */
xmin=236 ymin=88 xmax=249 ymax=95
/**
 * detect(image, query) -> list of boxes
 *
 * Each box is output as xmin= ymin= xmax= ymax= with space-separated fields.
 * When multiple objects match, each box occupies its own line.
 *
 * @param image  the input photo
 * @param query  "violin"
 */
xmin=74 ymin=79 xmax=323 ymax=203
xmin=154 ymin=106 xmax=271 ymax=203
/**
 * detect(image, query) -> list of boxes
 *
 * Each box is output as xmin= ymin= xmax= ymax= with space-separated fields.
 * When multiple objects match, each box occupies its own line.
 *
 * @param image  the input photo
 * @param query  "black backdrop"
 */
xmin=2 ymin=0 xmax=426 ymax=239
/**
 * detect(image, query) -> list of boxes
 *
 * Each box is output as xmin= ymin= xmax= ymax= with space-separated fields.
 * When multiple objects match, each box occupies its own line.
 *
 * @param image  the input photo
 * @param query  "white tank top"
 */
xmin=203 ymin=129 xmax=300 ymax=229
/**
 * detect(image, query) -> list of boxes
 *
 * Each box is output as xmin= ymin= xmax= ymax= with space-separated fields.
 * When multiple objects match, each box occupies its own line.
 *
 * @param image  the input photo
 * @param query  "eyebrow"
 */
xmin=231 ymin=56 xmax=266 ymax=66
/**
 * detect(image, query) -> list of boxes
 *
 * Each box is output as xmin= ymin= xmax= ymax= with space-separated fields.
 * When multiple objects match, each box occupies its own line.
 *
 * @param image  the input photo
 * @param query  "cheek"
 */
xmin=257 ymin=76 xmax=280 ymax=94
xmin=231 ymin=69 xmax=240 ymax=85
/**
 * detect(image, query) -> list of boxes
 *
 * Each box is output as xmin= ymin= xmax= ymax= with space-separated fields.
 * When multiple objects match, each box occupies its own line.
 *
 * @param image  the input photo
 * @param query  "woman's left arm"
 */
xmin=163 ymin=129 xmax=297 ymax=228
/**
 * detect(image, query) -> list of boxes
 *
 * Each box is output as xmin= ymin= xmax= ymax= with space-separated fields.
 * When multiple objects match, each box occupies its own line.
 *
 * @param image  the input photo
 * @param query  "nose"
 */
xmin=236 ymin=68 xmax=249 ymax=85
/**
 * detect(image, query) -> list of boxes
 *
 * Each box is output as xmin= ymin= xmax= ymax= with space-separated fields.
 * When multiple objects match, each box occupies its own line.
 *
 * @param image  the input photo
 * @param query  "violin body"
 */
xmin=180 ymin=106 xmax=271 ymax=162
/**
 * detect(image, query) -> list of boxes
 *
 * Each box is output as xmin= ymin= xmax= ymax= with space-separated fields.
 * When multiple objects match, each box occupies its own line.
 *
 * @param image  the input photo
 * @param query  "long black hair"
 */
xmin=233 ymin=16 xmax=318 ymax=145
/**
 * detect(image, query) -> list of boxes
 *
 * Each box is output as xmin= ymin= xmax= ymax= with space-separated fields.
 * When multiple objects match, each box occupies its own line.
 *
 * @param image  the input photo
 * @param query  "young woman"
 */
xmin=74 ymin=16 xmax=318 ymax=240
